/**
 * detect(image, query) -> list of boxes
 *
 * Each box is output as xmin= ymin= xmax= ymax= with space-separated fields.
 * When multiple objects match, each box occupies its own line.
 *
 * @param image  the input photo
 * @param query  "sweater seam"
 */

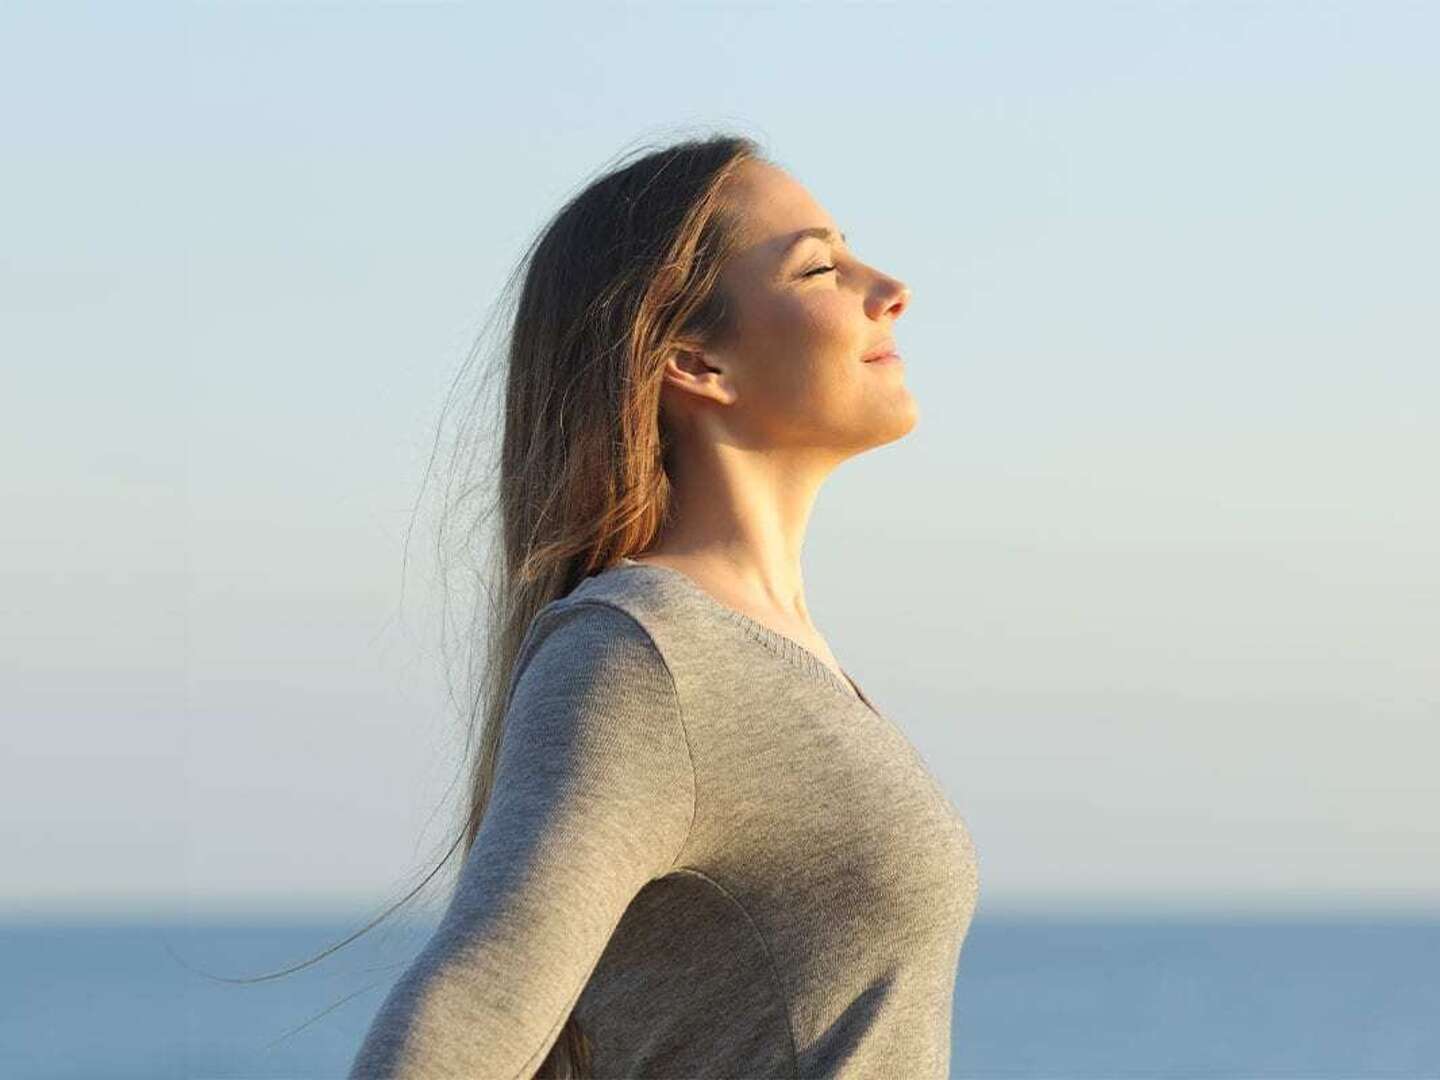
xmin=555 ymin=598 xmax=697 ymax=876
xmin=667 ymin=866 xmax=801 ymax=1076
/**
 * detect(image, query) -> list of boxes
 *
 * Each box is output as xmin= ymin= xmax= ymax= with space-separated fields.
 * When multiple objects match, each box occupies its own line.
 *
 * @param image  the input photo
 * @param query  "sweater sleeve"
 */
xmin=347 ymin=600 xmax=695 ymax=1080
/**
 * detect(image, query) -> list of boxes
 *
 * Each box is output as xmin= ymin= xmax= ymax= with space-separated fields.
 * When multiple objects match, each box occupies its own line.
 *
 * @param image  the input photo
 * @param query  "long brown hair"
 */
xmin=181 ymin=129 xmax=767 ymax=1079
xmin=439 ymin=127 xmax=763 ymax=1076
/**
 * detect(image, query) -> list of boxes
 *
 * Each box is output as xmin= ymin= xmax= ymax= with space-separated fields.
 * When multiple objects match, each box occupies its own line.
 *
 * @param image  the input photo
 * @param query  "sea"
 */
xmin=3 ymin=913 xmax=1437 ymax=1079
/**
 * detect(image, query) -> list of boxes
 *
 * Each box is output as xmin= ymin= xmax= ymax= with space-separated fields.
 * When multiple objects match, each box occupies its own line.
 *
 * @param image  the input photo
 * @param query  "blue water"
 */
xmin=3 ymin=914 xmax=1437 ymax=1078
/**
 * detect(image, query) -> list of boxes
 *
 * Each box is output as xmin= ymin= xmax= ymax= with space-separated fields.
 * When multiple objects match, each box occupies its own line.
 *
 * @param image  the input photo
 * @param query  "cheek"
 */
xmin=765 ymin=296 xmax=856 ymax=381
xmin=738 ymin=293 xmax=861 ymax=429
xmin=801 ymin=306 xmax=867 ymax=403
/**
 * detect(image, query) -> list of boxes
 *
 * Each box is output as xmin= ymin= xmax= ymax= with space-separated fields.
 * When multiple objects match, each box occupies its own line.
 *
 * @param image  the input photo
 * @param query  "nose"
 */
xmin=892 ymin=282 xmax=912 ymax=315
xmin=871 ymin=274 xmax=911 ymax=320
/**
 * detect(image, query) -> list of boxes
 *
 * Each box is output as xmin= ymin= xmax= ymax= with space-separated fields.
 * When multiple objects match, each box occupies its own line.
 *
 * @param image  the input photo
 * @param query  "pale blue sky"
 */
xmin=4 ymin=1 xmax=1435 ymax=918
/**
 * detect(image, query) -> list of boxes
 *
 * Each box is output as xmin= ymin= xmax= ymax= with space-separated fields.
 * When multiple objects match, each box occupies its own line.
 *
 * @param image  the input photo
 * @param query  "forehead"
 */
xmin=725 ymin=161 xmax=841 ymax=259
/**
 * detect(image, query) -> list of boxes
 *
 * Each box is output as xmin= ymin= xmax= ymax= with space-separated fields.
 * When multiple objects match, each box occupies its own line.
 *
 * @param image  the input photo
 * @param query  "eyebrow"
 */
xmin=781 ymin=226 xmax=848 ymax=258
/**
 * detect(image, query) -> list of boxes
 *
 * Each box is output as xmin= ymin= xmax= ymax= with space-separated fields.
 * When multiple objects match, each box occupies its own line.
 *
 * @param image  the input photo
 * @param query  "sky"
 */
xmin=3 ymin=1 xmax=1436 ymax=919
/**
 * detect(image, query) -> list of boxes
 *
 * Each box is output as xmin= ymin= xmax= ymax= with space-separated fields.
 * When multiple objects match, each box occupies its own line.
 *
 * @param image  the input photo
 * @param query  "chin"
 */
xmin=887 ymin=395 xmax=920 ymax=440
xmin=861 ymin=400 xmax=919 ymax=452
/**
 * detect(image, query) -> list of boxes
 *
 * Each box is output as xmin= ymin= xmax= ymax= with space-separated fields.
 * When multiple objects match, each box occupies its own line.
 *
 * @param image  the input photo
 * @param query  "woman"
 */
xmin=347 ymin=133 xmax=981 ymax=1079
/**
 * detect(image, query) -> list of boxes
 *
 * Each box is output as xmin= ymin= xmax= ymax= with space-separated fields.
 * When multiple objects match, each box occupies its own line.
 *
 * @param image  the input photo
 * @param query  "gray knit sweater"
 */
xmin=348 ymin=557 xmax=981 ymax=1078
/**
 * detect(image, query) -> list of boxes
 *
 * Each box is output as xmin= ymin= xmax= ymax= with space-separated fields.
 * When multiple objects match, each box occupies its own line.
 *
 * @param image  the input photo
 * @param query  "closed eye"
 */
xmin=803 ymin=265 xmax=836 ymax=278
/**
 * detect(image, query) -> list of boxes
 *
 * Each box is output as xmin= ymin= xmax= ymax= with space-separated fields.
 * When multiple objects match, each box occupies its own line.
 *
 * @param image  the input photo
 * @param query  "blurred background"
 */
xmin=3 ymin=1 xmax=1436 ymax=1077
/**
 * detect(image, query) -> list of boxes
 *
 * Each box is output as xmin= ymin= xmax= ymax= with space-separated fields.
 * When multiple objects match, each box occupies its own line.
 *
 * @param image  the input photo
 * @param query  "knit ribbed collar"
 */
xmin=616 ymin=556 xmax=880 ymax=717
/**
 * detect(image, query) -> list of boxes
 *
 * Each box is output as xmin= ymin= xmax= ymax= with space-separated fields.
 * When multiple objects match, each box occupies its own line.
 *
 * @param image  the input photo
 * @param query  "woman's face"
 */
xmin=670 ymin=159 xmax=917 ymax=459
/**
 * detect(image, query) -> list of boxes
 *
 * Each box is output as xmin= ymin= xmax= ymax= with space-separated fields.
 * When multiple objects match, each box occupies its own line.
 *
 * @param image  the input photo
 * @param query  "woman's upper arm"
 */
xmin=347 ymin=600 xmax=694 ymax=1079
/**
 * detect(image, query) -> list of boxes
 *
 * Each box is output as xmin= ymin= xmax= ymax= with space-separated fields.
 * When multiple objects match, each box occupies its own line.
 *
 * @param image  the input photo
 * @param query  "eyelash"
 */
xmin=803 ymin=264 xmax=836 ymax=278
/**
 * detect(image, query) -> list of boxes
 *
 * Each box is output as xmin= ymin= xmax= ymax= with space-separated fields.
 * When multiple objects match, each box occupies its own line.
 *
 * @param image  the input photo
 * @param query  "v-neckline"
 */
xmin=616 ymin=557 xmax=881 ymax=716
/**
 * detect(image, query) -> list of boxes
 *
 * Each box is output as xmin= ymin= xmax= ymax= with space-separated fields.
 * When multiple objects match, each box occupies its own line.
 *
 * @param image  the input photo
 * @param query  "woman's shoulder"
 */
xmin=515 ymin=571 xmax=678 ymax=690
xmin=538 ymin=560 xmax=689 ymax=638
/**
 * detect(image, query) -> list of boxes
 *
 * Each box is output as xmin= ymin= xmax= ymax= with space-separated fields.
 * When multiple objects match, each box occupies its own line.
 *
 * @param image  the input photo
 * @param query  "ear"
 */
xmin=659 ymin=342 xmax=738 ymax=408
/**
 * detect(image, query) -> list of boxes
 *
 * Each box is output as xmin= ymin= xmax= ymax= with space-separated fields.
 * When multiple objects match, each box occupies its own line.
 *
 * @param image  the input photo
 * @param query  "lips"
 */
xmin=862 ymin=339 xmax=898 ymax=362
